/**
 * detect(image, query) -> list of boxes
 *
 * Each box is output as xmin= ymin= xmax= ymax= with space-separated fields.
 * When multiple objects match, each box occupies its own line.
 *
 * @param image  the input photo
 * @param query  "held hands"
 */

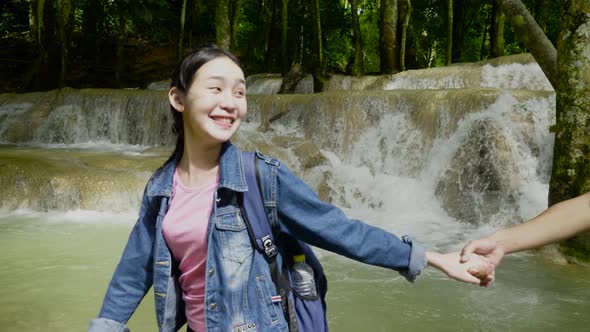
xmin=427 ymin=251 xmax=495 ymax=287
xmin=460 ymin=237 xmax=506 ymax=269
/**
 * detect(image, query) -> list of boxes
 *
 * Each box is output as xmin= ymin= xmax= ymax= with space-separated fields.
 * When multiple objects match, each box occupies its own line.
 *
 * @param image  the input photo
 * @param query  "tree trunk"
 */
xmin=115 ymin=10 xmax=127 ymax=87
xmin=82 ymin=0 xmax=99 ymax=46
xmin=451 ymin=0 xmax=464 ymax=62
xmin=281 ymin=0 xmax=289 ymax=76
xmin=490 ymin=2 xmax=505 ymax=58
xmin=350 ymin=0 xmax=363 ymax=76
xmin=244 ymin=0 xmax=264 ymax=66
xmin=311 ymin=0 xmax=325 ymax=91
xmin=26 ymin=0 xmax=41 ymax=89
xmin=187 ymin=0 xmax=202 ymax=49
xmin=400 ymin=0 xmax=411 ymax=71
xmin=178 ymin=0 xmax=188 ymax=59
xmin=549 ymin=0 xmax=590 ymax=263
xmin=295 ymin=0 xmax=306 ymax=65
xmin=264 ymin=0 xmax=277 ymax=70
xmin=550 ymin=0 xmax=590 ymax=205
xmin=494 ymin=0 xmax=556 ymax=87
xmin=311 ymin=0 xmax=323 ymax=68
xmin=37 ymin=0 xmax=59 ymax=89
xmin=479 ymin=8 xmax=490 ymax=60
xmin=380 ymin=0 xmax=399 ymax=73
xmin=56 ymin=0 xmax=74 ymax=88
xmin=30 ymin=0 xmax=39 ymax=42
xmin=230 ymin=0 xmax=243 ymax=50
xmin=36 ymin=0 xmax=46 ymax=53
xmin=36 ymin=0 xmax=49 ymax=88
xmin=533 ymin=0 xmax=549 ymax=32
xmin=216 ymin=0 xmax=231 ymax=50
xmin=446 ymin=0 xmax=453 ymax=66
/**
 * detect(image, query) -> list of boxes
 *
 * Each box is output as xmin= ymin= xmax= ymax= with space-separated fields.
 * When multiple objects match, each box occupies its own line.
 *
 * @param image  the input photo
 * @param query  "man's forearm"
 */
xmin=490 ymin=193 xmax=590 ymax=254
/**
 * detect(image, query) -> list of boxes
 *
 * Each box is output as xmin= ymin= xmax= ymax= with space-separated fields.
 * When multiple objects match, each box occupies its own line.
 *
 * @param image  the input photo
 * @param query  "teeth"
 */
xmin=212 ymin=117 xmax=232 ymax=124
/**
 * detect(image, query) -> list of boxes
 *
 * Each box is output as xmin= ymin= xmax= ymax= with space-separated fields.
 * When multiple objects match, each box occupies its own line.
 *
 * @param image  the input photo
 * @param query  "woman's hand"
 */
xmin=427 ymin=251 xmax=495 ymax=287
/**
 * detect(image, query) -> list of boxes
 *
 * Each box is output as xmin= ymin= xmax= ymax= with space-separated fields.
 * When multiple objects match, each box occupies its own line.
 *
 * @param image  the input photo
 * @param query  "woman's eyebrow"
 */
xmin=206 ymin=76 xmax=245 ymax=85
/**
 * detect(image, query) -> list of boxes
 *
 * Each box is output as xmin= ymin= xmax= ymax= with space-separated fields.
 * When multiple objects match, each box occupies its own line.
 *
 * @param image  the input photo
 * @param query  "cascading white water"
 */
xmin=280 ymin=94 xmax=554 ymax=251
xmin=481 ymin=63 xmax=553 ymax=90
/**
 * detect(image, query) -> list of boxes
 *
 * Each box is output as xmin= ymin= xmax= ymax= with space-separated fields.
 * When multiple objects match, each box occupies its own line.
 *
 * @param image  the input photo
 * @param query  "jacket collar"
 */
xmin=146 ymin=141 xmax=248 ymax=197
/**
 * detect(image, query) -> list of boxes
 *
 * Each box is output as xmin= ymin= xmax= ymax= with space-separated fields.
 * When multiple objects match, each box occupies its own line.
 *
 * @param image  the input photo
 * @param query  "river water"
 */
xmin=1 ymin=190 xmax=589 ymax=331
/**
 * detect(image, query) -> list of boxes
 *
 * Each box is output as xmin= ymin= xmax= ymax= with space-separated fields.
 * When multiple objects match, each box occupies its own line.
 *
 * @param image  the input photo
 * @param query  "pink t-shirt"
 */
xmin=162 ymin=169 xmax=218 ymax=331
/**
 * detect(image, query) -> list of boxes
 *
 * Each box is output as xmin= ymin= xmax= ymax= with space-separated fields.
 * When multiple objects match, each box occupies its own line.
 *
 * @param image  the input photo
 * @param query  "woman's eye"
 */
xmin=235 ymin=90 xmax=245 ymax=97
xmin=209 ymin=87 xmax=222 ymax=92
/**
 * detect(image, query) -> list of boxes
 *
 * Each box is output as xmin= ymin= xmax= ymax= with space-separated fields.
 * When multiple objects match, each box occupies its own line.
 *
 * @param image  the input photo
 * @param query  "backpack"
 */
xmin=240 ymin=151 xmax=329 ymax=332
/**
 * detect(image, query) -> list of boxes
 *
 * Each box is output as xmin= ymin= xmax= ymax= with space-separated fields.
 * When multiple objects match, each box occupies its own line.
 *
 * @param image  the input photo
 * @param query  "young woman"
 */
xmin=88 ymin=45 xmax=493 ymax=332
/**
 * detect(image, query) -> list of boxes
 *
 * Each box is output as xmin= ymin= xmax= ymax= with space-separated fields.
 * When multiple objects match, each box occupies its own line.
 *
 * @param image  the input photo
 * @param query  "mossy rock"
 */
xmin=560 ymin=234 xmax=590 ymax=264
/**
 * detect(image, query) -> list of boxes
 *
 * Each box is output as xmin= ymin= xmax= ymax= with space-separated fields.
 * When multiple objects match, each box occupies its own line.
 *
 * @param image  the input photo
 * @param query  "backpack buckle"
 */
xmin=262 ymin=235 xmax=278 ymax=258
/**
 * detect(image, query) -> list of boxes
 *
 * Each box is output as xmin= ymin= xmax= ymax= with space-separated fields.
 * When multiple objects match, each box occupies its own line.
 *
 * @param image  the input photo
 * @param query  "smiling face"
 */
xmin=169 ymin=55 xmax=247 ymax=147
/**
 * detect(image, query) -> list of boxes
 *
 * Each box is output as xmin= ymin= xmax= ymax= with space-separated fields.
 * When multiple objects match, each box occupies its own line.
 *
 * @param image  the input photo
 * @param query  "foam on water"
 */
xmin=481 ymin=63 xmax=553 ymax=91
xmin=0 ymin=208 xmax=136 ymax=224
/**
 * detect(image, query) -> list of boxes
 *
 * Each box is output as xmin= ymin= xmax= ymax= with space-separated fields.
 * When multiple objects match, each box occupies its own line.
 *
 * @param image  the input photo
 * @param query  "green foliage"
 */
xmin=324 ymin=28 xmax=353 ymax=73
xmin=322 ymin=1 xmax=352 ymax=73
xmin=0 ymin=0 xmax=570 ymax=91
xmin=359 ymin=0 xmax=380 ymax=73
xmin=0 ymin=0 xmax=29 ymax=39
xmin=408 ymin=0 xmax=446 ymax=68
xmin=461 ymin=1 xmax=489 ymax=62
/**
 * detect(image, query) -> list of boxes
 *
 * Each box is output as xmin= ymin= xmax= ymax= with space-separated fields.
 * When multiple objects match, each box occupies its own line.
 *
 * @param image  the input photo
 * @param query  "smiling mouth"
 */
xmin=210 ymin=116 xmax=234 ymax=125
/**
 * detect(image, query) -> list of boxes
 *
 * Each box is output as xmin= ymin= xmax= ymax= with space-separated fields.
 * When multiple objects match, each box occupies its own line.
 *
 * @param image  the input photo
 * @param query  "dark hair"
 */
xmin=166 ymin=45 xmax=244 ymax=164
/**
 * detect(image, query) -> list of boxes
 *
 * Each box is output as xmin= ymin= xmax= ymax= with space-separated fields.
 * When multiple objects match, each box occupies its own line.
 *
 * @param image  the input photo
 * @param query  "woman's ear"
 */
xmin=169 ymin=86 xmax=185 ymax=112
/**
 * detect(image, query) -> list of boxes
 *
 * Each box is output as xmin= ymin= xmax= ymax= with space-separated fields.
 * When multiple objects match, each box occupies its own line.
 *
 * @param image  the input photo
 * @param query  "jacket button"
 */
xmin=208 ymin=268 xmax=215 ymax=276
xmin=210 ymin=302 xmax=217 ymax=310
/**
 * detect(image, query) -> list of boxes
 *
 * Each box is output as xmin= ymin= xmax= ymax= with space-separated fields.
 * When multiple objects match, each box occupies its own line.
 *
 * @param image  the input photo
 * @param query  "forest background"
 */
xmin=0 ymin=0 xmax=561 ymax=93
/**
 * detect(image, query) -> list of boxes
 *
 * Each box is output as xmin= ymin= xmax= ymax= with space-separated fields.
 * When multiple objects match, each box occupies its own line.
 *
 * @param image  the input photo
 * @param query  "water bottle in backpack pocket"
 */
xmin=284 ymin=243 xmax=328 ymax=332
xmin=290 ymin=254 xmax=318 ymax=299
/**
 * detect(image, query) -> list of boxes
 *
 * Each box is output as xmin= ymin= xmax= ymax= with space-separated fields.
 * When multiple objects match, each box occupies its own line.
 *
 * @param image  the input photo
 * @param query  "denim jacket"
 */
xmin=88 ymin=142 xmax=427 ymax=332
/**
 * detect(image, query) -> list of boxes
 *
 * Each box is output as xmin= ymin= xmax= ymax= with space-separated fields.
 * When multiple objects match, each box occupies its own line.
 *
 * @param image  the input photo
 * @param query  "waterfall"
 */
xmin=0 ymin=60 xmax=555 ymax=247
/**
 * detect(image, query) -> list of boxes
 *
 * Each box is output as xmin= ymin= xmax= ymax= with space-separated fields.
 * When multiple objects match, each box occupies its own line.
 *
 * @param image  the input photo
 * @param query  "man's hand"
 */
xmin=460 ymin=238 xmax=505 ymax=269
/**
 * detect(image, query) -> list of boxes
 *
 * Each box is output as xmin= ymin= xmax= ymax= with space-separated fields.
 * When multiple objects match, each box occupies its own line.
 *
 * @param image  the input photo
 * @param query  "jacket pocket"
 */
xmin=215 ymin=211 xmax=253 ymax=263
xmin=255 ymin=274 xmax=283 ymax=326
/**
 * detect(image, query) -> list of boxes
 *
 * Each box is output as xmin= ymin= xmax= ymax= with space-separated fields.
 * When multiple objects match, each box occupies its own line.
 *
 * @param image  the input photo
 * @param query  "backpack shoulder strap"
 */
xmin=240 ymin=151 xmax=299 ymax=331
xmin=240 ymin=151 xmax=278 ymax=260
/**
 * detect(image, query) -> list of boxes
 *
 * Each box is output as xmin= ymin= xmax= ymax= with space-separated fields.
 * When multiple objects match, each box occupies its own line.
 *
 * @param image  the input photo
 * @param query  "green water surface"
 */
xmin=1 ymin=216 xmax=588 ymax=332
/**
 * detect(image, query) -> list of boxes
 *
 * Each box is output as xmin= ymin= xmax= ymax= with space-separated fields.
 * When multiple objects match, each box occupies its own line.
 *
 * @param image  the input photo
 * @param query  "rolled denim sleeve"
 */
xmin=398 ymin=235 xmax=427 ymax=282
xmin=88 ymin=318 xmax=130 ymax=332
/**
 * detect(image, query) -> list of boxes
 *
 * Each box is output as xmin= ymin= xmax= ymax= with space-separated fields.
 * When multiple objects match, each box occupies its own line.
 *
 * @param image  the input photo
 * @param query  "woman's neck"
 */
xmin=177 ymin=140 xmax=222 ymax=188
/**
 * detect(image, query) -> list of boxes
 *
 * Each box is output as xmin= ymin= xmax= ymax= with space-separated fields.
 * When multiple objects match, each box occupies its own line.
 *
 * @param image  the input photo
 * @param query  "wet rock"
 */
xmin=279 ymin=64 xmax=306 ymax=94
xmin=436 ymin=119 xmax=521 ymax=224
xmin=292 ymin=141 xmax=328 ymax=169
xmin=270 ymin=136 xmax=329 ymax=169
xmin=316 ymin=170 xmax=335 ymax=203
xmin=270 ymin=135 xmax=306 ymax=149
xmin=146 ymin=80 xmax=169 ymax=90
xmin=561 ymin=235 xmax=590 ymax=265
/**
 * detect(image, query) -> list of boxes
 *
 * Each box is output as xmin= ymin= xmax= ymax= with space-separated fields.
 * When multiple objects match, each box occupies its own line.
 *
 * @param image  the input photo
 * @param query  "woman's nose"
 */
xmin=219 ymin=92 xmax=237 ymax=111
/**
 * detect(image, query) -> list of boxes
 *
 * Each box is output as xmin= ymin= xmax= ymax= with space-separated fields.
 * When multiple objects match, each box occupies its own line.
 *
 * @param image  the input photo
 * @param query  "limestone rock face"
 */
xmin=270 ymin=136 xmax=327 ymax=169
xmin=435 ymin=119 xmax=520 ymax=223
